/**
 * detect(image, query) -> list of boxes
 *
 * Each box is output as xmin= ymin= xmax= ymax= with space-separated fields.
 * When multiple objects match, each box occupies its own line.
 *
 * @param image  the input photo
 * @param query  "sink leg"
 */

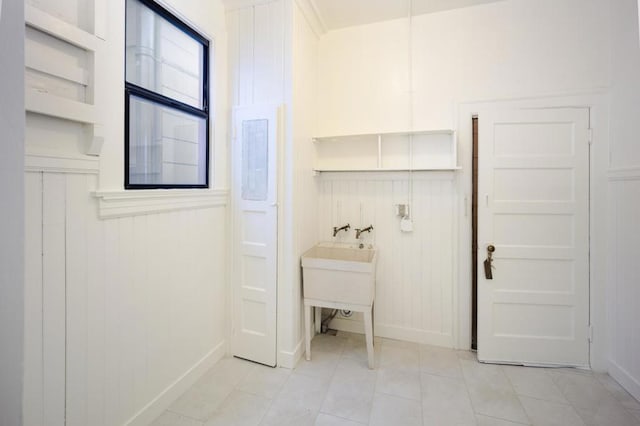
xmin=315 ymin=307 xmax=322 ymax=334
xmin=304 ymin=304 xmax=311 ymax=361
xmin=364 ymin=306 xmax=374 ymax=369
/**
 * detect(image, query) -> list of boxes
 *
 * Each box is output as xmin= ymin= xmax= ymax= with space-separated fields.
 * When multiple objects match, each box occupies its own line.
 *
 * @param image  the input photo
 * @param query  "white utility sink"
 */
xmin=301 ymin=242 xmax=377 ymax=305
xmin=301 ymin=242 xmax=378 ymax=368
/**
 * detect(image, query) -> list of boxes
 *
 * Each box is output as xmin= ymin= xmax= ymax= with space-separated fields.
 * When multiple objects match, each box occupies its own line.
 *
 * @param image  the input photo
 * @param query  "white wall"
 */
xmin=23 ymin=0 xmax=230 ymax=424
xmin=291 ymin=0 xmax=320 ymax=358
xmin=607 ymin=0 xmax=640 ymax=402
xmin=24 ymin=174 xmax=228 ymax=426
xmin=319 ymin=173 xmax=457 ymax=346
xmin=317 ymin=0 xmax=610 ymax=135
xmin=315 ymin=0 xmax=611 ymax=349
xmin=0 ymin=0 xmax=25 ymax=425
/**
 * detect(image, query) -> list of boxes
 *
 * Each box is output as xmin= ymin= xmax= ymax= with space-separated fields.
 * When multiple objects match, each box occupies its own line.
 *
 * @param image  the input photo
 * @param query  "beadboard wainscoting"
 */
xmin=607 ymin=166 xmax=640 ymax=402
xmin=24 ymin=171 xmax=229 ymax=426
xmin=317 ymin=172 xmax=458 ymax=347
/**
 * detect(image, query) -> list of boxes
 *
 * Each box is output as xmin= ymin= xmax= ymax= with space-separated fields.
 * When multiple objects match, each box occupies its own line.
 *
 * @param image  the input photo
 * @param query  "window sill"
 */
xmin=93 ymin=188 xmax=228 ymax=219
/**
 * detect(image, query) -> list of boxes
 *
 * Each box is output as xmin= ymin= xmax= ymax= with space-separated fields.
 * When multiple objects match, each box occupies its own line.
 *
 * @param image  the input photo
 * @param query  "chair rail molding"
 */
xmin=93 ymin=189 xmax=229 ymax=219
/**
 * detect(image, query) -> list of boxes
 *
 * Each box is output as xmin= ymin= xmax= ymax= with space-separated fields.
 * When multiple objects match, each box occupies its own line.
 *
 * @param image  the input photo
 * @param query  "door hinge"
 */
xmin=588 ymin=325 xmax=593 ymax=342
xmin=587 ymin=129 xmax=593 ymax=145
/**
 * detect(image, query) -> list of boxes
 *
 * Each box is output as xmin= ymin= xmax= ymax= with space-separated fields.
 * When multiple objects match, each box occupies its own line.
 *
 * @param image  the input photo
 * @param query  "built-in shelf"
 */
xmin=26 ymin=89 xmax=96 ymax=124
xmin=24 ymin=3 xmax=105 ymax=157
xmin=313 ymin=167 xmax=461 ymax=173
xmin=313 ymin=129 xmax=458 ymax=173
xmin=25 ymin=4 xmax=101 ymax=52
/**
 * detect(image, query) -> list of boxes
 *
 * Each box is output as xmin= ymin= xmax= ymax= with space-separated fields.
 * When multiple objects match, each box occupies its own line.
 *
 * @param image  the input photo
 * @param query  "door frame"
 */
xmin=455 ymin=92 xmax=610 ymax=371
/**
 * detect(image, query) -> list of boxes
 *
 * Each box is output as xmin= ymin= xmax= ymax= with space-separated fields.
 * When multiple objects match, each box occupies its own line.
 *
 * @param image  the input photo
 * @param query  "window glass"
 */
xmin=242 ymin=119 xmax=269 ymax=201
xmin=129 ymin=95 xmax=207 ymax=186
xmin=125 ymin=0 xmax=209 ymax=189
xmin=126 ymin=0 xmax=204 ymax=109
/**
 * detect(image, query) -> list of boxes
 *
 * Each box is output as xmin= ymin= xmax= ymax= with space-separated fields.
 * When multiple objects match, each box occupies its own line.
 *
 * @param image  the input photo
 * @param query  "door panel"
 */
xmin=232 ymin=106 xmax=278 ymax=367
xmin=478 ymin=108 xmax=589 ymax=367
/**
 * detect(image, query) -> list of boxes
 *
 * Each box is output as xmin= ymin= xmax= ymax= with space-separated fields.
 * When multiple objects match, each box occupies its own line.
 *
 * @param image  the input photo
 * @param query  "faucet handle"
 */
xmin=333 ymin=223 xmax=351 ymax=237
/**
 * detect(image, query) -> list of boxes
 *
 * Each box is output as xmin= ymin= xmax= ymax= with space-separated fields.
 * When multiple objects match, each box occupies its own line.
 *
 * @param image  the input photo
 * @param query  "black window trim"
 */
xmin=125 ymin=0 xmax=211 ymax=190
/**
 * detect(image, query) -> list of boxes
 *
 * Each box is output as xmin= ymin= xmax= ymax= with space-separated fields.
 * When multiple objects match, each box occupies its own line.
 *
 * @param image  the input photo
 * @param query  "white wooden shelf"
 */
xmin=25 ymin=4 xmax=101 ymax=52
xmin=24 ymin=3 xmax=105 ymax=156
xmin=313 ymin=129 xmax=454 ymax=141
xmin=313 ymin=129 xmax=458 ymax=173
xmin=313 ymin=167 xmax=461 ymax=173
xmin=26 ymin=89 xmax=96 ymax=124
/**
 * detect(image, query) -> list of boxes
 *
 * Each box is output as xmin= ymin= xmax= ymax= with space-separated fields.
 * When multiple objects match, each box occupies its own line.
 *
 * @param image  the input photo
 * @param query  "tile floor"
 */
xmin=152 ymin=332 xmax=640 ymax=426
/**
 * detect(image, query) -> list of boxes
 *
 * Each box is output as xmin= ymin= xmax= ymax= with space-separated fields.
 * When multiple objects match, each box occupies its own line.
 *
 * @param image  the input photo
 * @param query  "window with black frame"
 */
xmin=125 ymin=0 xmax=210 ymax=188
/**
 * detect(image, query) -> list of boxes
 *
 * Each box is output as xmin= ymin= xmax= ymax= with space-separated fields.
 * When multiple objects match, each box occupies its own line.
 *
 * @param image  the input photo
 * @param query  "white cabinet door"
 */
xmin=478 ymin=108 xmax=590 ymax=367
xmin=231 ymin=105 xmax=278 ymax=367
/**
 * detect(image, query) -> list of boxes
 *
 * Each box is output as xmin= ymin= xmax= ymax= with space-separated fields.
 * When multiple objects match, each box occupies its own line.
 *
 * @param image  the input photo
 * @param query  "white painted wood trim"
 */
xmin=25 ymin=4 xmax=102 ymax=52
xmin=25 ymin=148 xmax=100 ymax=174
xmin=314 ymin=167 xmax=461 ymax=173
xmin=278 ymin=340 xmax=304 ymax=369
xmin=93 ymin=189 xmax=229 ymax=218
xmin=26 ymin=54 xmax=89 ymax=86
xmin=124 ymin=341 xmax=227 ymax=426
xmin=26 ymin=89 xmax=96 ymax=124
xmin=294 ymin=0 xmax=327 ymax=37
xmin=607 ymin=166 xmax=640 ymax=181
xmin=328 ymin=317 xmax=366 ymax=335
xmin=608 ymin=360 xmax=640 ymax=403
xmin=375 ymin=323 xmax=454 ymax=348
xmin=318 ymin=170 xmax=458 ymax=182
xmin=153 ymin=0 xmax=215 ymax=41
xmin=223 ymin=0 xmax=278 ymax=12
xmin=313 ymin=129 xmax=455 ymax=141
xmin=93 ymin=0 xmax=108 ymax=40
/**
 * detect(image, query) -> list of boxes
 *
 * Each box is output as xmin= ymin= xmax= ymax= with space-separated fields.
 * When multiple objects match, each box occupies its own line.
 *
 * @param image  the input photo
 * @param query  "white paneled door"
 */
xmin=477 ymin=108 xmax=590 ymax=367
xmin=232 ymin=106 xmax=278 ymax=367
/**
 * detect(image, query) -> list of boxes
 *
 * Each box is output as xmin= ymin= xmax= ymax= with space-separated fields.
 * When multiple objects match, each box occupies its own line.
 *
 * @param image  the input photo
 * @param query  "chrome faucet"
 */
xmin=355 ymin=225 xmax=374 ymax=239
xmin=333 ymin=224 xmax=350 ymax=237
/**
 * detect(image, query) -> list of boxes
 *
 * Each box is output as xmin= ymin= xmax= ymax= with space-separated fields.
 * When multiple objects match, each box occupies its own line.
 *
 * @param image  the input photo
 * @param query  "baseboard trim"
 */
xmin=328 ymin=317 xmax=366 ymax=334
xmin=608 ymin=360 xmax=640 ymax=403
xmin=375 ymin=324 xmax=454 ymax=348
xmin=328 ymin=318 xmax=454 ymax=348
xmin=124 ymin=340 xmax=227 ymax=426
xmin=278 ymin=340 xmax=304 ymax=369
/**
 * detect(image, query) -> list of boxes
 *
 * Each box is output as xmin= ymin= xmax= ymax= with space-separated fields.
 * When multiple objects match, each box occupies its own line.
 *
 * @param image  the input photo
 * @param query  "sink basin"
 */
xmin=301 ymin=242 xmax=377 ymax=306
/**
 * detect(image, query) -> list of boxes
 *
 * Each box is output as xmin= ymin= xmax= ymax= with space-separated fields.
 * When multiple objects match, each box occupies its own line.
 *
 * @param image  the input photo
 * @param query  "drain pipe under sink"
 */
xmin=320 ymin=309 xmax=338 ymax=333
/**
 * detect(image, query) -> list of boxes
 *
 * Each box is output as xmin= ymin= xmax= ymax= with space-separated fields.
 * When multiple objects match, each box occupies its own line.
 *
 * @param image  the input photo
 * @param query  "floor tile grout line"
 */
xmin=475 ymin=412 xmax=532 ymax=425
xmin=513 ymin=393 xmax=576 ymax=407
xmin=418 ymin=351 xmax=426 ymax=426
xmin=538 ymin=366 xmax=640 ymax=425
xmin=456 ymin=352 xmax=483 ymax=422
xmin=501 ymin=364 xmax=534 ymax=425
xmin=155 ymin=350 xmax=640 ymax=426
xmin=165 ymin=408 xmax=205 ymax=424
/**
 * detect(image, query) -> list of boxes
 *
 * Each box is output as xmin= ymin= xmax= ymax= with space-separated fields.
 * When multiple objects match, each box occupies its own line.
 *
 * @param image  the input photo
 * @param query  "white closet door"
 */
xmin=478 ymin=107 xmax=590 ymax=367
xmin=231 ymin=105 xmax=278 ymax=366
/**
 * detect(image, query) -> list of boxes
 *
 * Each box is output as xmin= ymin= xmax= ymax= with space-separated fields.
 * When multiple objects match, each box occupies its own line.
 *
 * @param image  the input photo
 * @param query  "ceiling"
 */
xmin=311 ymin=0 xmax=507 ymax=31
